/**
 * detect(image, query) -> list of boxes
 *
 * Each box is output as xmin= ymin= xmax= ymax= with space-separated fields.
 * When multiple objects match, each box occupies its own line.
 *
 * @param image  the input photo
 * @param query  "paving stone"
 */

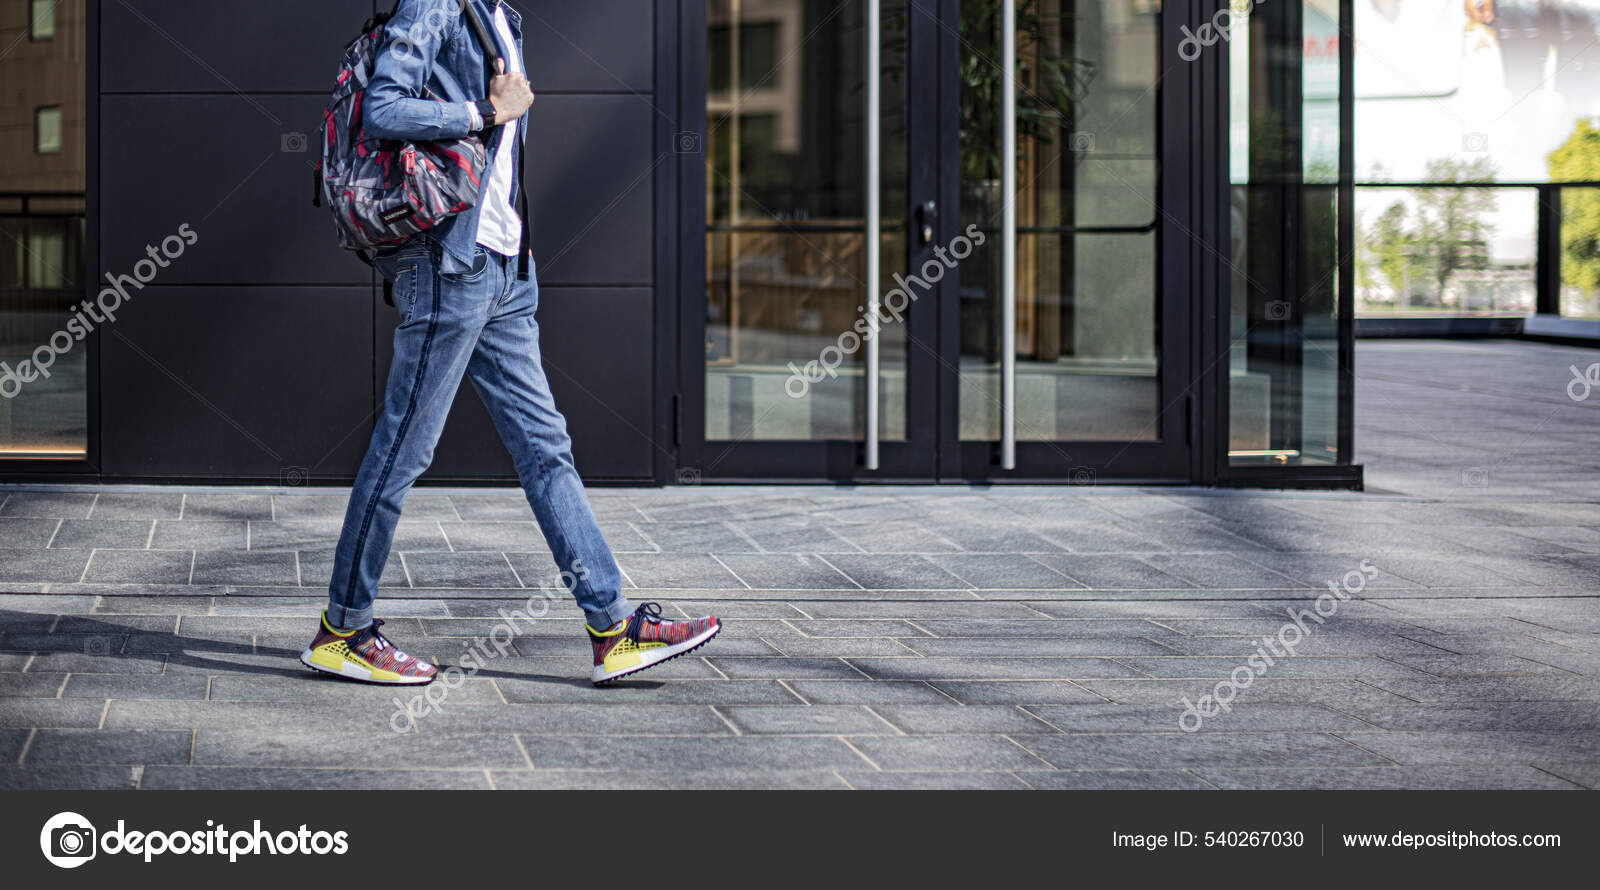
xmin=50 ymin=520 xmax=154 ymax=550
xmin=0 ymin=699 xmax=108 ymax=728
xmin=1019 ymin=770 xmax=1216 ymax=790
xmin=714 ymin=554 xmax=858 ymax=590
xmin=140 ymin=766 xmax=492 ymax=790
xmin=920 ymin=520 xmax=1068 ymax=553
xmin=0 ymin=492 xmax=96 ymax=518
xmin=1358 ymin=676 xmax=1600 ymax=702
xmin=1139 ymin=553 xmax=1308 ymax=589
xmin=708 ymin=656 xmax=867 ymax=680
xmin=401 ymin=551 xmax=521 ymax=588
xmin=26 ymin=729 xmax=191 ymax=765
xmin=1111 ymin=655 xmax=1432 ymax=680
xmin=0 ymin=548 xmax=92 ymax=583
xmin=0 ymin=518 xmax=59 ymax=549
xmin=849 ymin=656 xmax=1146 ymax=681
xmin=190 ymin=550 xmax=300 ymax=586
xmin=925 ymin=554 xmax=1080 ymax=589
xmin=1330 ymin=730 xmax=1600 ymax=765
xmin=194 ymin=728 xmax=525 ymax=768
xmin=151 ymin=520 xmax=248 ymax=550
xmin=759 ymin=637 xmax=915 ymax=657
xmin=0 ymin=673 xmax=69 ymax=697
xmin=1030 ymin=554 xmax=1197 ymax=589
xmin=873 ymin=704 xmax=1058 ymax=735
xmin=207 ymin=673 xmax=494 ymax=704
xmin=784 ymin=680 xmax=958 ymax=705
xmin=180 ymin=493 xmax=272 ymax=520
xmin=27 ymin=652 xmax=166 ymax=674
xmin=842 ymin=771 xmax=1033 ymax=789
xmin=88 ymin=492 xmax=186 ymax=520
xmin=441 ymin=522 xmax=552 ymax=552
xmin=0 ymin=765 xmax=140 ymax=789
xmin=1017 ymin=731 xmax=1386 ymax=769
xmin=929 ymin=681 xmax=1111 ymax=705
xmin=1074 ymin=678 xmax=1419 ymax=707
xmin=827 ymin=521 xmax=963 ymax=553
xmin=83 ymin=549 xmax=191 ymax=584
xmin=488 ymin=769 xmax=846 ymax=790
xmin=720 ymin=705 xmax=893 ymax=735
xmin=724 ymin=518 xmax=860 ymax=553
xmin=613 ymin=553 xmax=743 ymax=589
xmin=785 ymin=619 xmax=930 ymax=637
xmin=631 ymin=520 xmax=757 ymax=553
xmin=1194 ymin=765 xmax=1584 ymax=790
xmin=897 ymin=637 xmax=1176 ymax=657
xmin=63 ymin=674 xmax=211 ymax=700
xmin=1334 ymin=702 xmax=1600 ymax=732
xmin=494 ymin=678 xmax=801 ymax=705
xmin=1533 ymin=763 xmax=1600 ymax=789
xmin=1027 ymin=702 xmax=1374 ymax=733
xmin=517 ymin=735 xmax=868 ymax=771
xmin=815 ymin=555 xmax=971 ymax=590
xmin=848 ymin=736 xmax=1051 ymax=771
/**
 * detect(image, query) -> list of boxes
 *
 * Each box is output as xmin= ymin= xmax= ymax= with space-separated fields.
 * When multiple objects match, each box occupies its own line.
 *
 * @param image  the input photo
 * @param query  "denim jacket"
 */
xmin=364 ymin=0 xmax=529 ymax=277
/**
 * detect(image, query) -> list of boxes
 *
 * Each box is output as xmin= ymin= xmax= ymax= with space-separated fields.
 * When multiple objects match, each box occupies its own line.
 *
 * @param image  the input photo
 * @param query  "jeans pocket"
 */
xmin=390 ymin=262 xmax=421 ymax=324
xmin=442 ymin=247 xmax=490 ymax=283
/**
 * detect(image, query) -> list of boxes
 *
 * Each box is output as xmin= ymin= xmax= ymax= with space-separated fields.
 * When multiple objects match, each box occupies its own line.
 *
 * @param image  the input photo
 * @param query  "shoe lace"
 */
xmin=625 ymin=603 xmax=663 ymax=644
xmin=352 ymin=618 xmax=390 ymax=651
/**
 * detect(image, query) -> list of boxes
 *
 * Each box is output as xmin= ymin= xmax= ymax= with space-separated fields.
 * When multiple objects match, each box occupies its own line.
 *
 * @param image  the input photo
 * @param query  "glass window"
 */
xmin=704 ymin=0 xmax=909 ymax=442
xmin=1229 ymin=0 xmax=1344 ymax=466
xmin=3 ymin=2 xmax=86 ymax=459
xmin=35 ymin=106 xmax=63 ymax=154
xmin=31 ymin=0 xmax=55 ymax=40
xmin=958 ymin=0 xmax=1161 ymax=442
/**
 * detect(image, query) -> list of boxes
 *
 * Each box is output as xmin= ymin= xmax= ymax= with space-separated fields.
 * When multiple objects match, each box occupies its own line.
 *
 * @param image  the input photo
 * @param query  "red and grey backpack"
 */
xmin=312 ymin=1 xmax=497 ymax=255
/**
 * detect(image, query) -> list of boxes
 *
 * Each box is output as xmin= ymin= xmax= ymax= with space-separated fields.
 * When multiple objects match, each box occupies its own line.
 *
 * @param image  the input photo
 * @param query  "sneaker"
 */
xmin=589 ymin=602 xmax=720 ymax=684
xmin=299 ymin=613 xmax=437 ymax=685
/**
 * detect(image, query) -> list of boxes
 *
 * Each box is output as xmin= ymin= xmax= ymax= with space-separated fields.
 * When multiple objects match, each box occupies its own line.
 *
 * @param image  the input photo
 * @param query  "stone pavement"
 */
xmin=0 ymin=339 xmax=1597 ymax=790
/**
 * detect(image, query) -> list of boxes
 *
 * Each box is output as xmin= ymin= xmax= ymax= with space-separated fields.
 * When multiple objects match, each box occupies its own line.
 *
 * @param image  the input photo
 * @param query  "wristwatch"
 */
xmin=475 ymin=99 xmax=497 ymax=131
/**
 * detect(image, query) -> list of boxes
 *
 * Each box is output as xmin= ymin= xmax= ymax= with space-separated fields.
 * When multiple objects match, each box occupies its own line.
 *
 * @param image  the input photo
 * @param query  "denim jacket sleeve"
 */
xmin=363 ymin=0 xmax=475 ymax=142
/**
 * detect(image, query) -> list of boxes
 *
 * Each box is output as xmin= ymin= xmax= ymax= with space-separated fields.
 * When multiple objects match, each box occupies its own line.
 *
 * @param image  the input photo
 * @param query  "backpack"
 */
xmin=312 ymin=1 xmax=498 ymax=255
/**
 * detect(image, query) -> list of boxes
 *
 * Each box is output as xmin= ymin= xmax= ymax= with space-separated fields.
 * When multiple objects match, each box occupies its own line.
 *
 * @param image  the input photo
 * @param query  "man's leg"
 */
xmin=463 ymin=259 xmax=632 ymax=632
xmin=326 ymin=243 xmax=494 ymax=632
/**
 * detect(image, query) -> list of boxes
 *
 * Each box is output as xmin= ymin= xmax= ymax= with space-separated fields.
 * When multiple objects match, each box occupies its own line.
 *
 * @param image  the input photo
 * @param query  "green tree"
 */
xmin=1361 ymin=201 xmax=1411 ymax=298
xmin=1548 ymin=118 xmax=1600 ymax=298
xmin=1412 ymin=157 xmax=1497 ymax=302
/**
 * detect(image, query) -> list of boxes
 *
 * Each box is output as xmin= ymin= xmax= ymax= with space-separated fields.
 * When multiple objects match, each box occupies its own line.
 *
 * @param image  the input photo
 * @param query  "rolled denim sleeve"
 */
xmin=363 ymin=0 xmax=475 ymax=141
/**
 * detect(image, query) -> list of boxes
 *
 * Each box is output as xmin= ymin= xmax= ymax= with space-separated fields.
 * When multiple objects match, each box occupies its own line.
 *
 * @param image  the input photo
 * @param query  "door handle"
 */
xmin=917 ymin=200 xmax=937 ymax=245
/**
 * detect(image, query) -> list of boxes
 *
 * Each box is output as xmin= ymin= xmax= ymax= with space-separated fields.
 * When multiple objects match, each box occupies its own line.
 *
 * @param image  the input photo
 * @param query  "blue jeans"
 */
xmin=326 ymin=239 xmax=634 ymax=633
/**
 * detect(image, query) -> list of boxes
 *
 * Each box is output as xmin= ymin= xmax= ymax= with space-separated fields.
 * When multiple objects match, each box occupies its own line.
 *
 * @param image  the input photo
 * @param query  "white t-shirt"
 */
xmin=475 ymin=4 xmax=523 ymax=257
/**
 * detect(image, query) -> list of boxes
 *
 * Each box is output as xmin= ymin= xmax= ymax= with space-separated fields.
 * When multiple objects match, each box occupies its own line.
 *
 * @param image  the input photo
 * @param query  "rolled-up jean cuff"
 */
xmin=325 ymin=600 xmax=373 ymax=634
xmin=587 ymin=595 xmax=635 ymax=632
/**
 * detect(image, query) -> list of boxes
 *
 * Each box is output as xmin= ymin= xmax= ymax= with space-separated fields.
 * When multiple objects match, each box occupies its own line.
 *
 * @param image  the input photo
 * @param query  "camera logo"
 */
xmin=41 ymin=811 xmax=97 ymax=868
xmin=281 ymin=131 xmax=308 ymax=153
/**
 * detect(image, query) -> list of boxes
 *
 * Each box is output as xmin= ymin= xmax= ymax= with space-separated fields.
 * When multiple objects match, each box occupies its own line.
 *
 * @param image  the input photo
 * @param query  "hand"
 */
xmin=488 ymin=58 xmax=534 ymax=123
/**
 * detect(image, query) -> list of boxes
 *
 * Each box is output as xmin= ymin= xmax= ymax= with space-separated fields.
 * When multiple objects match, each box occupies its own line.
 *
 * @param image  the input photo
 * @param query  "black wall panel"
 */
xmin=373 ymin=287 xmax=657 ymax=482
xmin=521 ymin=1 xmax=655 ymax=91
xmin=79 ymin=1 xmax=665 ymax=484
xmin=100 ymin=0 xmax=373 ymax=93
xmin=524 ymin=95 xmax=656 ymax=287
xmin=100 ymin=287 xmax=375 ymax=479
xmin=100 ymin=95 xmax=367 ymax=285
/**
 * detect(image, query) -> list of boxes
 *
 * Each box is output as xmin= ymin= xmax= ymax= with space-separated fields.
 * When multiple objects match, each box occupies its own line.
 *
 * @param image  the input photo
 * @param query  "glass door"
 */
xmin=694 ymin=0 xmax=937 ymax=480
xmin=946 ymin=0 xmax=1187 ymax=480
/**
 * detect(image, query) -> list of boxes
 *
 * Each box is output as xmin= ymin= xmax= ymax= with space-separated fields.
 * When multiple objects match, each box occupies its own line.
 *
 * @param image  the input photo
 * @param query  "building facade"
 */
xmin=0 ymin=0 xmax=1360 ymax=487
